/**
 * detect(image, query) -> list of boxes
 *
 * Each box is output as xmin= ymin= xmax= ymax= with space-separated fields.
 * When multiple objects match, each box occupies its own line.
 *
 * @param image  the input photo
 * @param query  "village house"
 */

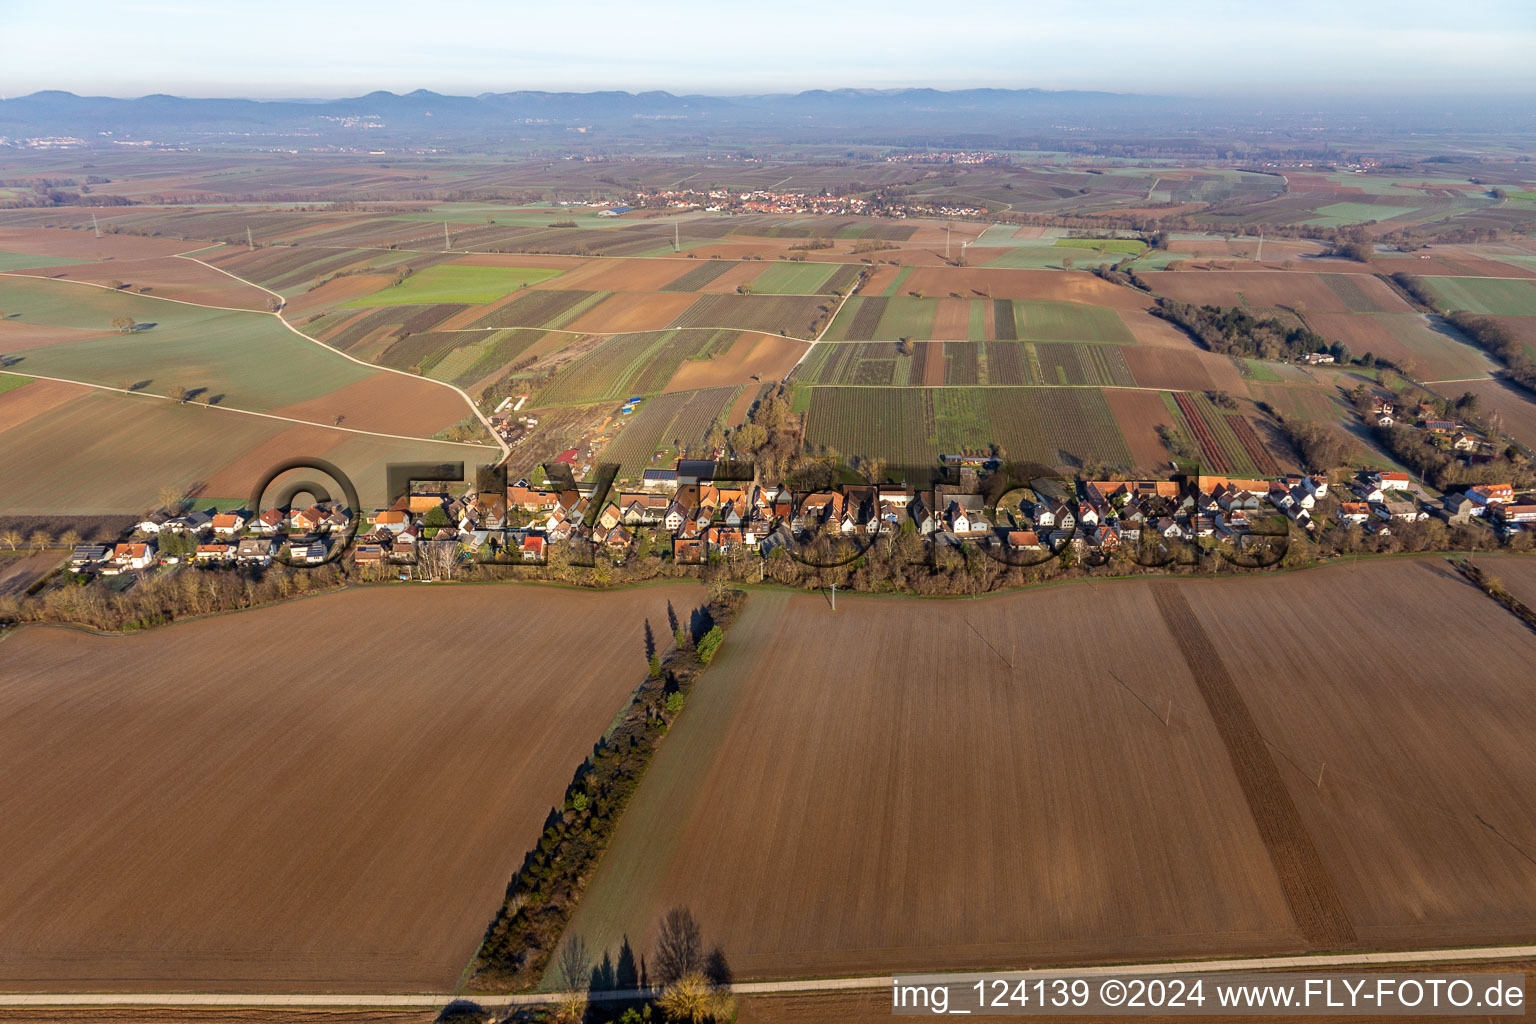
xmin=521 ymin=535 xmax=546 ymax=562
xmin=250 ymin=508 xmax=286 ymax=535
xmin=1338 ymin=501 xmax=1372 ymax=525
xmin=507 ymin=485 xmax=557 ymax=512
xmin=371 ymin=508 xmax=411 ymax=534
xmin=164 ymin=510 xmax=214 ymax=535
xmin=210 ymin=511 xmax=248 ymax=537
xmin=640 ymin=468 xmax=678 ymax=491
xmin=1004 ymin=530 xmax=1042 ymax=552
xmin=136 ymin=511 xmax=170 ymax=534
xmin=236 ymin=537 xmax=274 ymax=567
xmin=110 ymin=542 xmax=155 ymax=572
xmin=1375 ymin=499 xmax=1426 ymax=522
xmin=1438 ymin=493 xmax=1476 ymax=525
xmin=194 ymin=542 xmax=235 ymax=563
xmin=353 ymin=543 xmax=387 ymax=567
xmin=69 ymin=544 xmax=109 ymax=570
xmin=1497 ymin=503 xmax=1536 ymax=525
xmin=1468 ymin=484 xmax=1514 ymax=511
xmin=1372 ymin=471 xmax=1412 ymax=494
xmin=291 ymin=539 xmax=328 ymax=565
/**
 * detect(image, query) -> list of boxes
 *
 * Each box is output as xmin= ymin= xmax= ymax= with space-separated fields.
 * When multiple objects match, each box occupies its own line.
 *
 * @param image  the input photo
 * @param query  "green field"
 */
xmin=980 ymin=245 xmax=1080 ymax=270
xmin=746 ymin=262 xmax=840 ymax=295
xmin=1053 ymin=238 xmax=1147 ymax=255
xmin=0 ymin=372 xmax=34 ymax=395
xmin=342 ymin=264 xmax=564 ymax=306
xmin=1015 ymin=300 xmax=1136 ymax=344
xmin=0 ymin=275 xmax=215 ymax=332
xmin=1304 ymin=202 xmax=1422 ymax=227
xmin=1424 ymin=276 xmax=1536 ymax=316
xmin=803 ymin=386 xmax=1131 ymax=474
xmin=0 ymin=250 xmax=87 ymax=271
xmin=1 ymin=277 xmax=374 ymax=410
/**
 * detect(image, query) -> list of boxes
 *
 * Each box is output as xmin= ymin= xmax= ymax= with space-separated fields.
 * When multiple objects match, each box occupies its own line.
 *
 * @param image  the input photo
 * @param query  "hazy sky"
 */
xmin=3 ymin=0 xmax=1533 ymax=98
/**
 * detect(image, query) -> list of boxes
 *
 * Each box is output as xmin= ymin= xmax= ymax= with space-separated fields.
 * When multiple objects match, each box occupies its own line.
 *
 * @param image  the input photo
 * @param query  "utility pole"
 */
xmin=674 ymin=221 xmax=680 ymax=253
xmin=830 ymin=583 xmax=836 ymax=611
xmin=1315 ymin=762 xmax=1326 ymax=789
xmin=1256 ymin=229 xmax=1264 ymax=262
xmin=444 ymin=222 xmax=451 ymax=250
xmin=91 ymin=212 xmax=101 ymax=238
xmin=246 ymin=225 xmax=254 ymax=250
xmin=945 ymin=223 xmax=951 ymax=260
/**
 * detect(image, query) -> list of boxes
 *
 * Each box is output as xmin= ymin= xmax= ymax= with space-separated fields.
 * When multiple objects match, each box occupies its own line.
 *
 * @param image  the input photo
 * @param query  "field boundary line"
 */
xmin=0 ymin=269 xmax=270 ymax=315
xmin=1154 ymin=583 xmax=1357 ymax=949
xmin=1 ymin=263 xmax=507 ymax=456
xmin=3 ymin=944 xmax=1533 ymax=1008
xmin=0 ymin=370 xmax=498 ymax=450
xmin=174 ymin=252 xmax=511 ymax=461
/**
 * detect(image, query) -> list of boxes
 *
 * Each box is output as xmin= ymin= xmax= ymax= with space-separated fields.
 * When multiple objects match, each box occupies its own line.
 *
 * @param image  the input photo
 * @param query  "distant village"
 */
xmin=622 ymin=187 xmax=986 ymax=219
xmin=64 ymin=453 xmax=1536 ymax=582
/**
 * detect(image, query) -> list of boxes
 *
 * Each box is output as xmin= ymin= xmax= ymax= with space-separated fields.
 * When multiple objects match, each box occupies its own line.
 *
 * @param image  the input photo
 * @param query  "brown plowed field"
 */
xmin=734 ymin=961 xmax=1536 ymax=1023
xmin=560 ymin=560 xmax=1536 ymax=982
xmin=664 ymin=332 xmax=806 ymax=392
xmin=1117 ymin=307 xmax=1197 ymax=347
xmin=0 ymin=227 xmax=193 ymax=261
xmin=563 ymin=291 xmax=699 ymax=334
xmin=1178 ymin=559 xmax=1536 ymax=950
xmin=900 ymin=267 xmax=1149 ymax=308
xmin=1303 ymin=313 xmax=1497 ymax=381
xmin=0 ymin=378 xmax=89 ymax=434
xmin=560 ymin=587 xmax=1305 ymax=982
xmin=548 ymin=257 xmax=694 ymax=292
xmin=270 ymin=372 xmax=472 ymax=437
xmin=0 ymin=551 xmax=61 ymax=597
xmin=859 ymin=264 xmax=902 ymax=295
xmin=195 ymin=422 xmax=348 ymax=499
xmin=0 ymin=583 xmax=703 ymax=992
xmin=1122 ymin=346 xmax=1244 ymax=391
xmin=931 ymin=297 xmax=970 ymax=338
xmin=446 ymin=253 xmax=585 ymax=273
xmin=282 ymin=274 xmax=395 ymax=318
xmin=695 ymin=261 xmax=762 ymax=294
xmin=1144 ymin=271 xmax=1411 ymax=313
xmin=1378 ymin=257 xmax=1536 ymax=279
xmin=1490 ymin=556 xmax=1536 ymax=609
xmin=1154 ymin=584 xmax=1356 ymax=948
xmin=1167 ymin=239 xmax=1325 ymax=260
xmin=13 ymin=257 xmax=271 ymax=310
xmin=1104 ymin=387 xmax=1178 ymax=471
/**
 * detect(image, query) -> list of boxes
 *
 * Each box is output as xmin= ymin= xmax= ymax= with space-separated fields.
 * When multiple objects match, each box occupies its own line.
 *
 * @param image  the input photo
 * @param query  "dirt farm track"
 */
xmin=0 ymin=583 xmax=702 ymax=993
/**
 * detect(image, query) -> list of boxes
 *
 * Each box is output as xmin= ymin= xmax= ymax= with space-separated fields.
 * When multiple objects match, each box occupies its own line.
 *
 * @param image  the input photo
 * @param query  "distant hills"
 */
xmin=0 ymin=87 xmax=1524 ymax=148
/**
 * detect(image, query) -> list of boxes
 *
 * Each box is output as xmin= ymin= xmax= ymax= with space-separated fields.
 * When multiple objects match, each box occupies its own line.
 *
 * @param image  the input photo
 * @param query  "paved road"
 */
xmin=3 ymin=944 xmax=1532 ymax=1008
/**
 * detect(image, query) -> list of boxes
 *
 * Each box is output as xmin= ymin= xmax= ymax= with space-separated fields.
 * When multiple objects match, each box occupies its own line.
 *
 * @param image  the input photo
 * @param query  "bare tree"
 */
xmin=556 ymin=934 xmax=591 ymax=993
xmin=110 ymin=315 xmax=136 ymax=333
xmin=58 ymin=528 xmax=82 ymax=551
xmin=28 ymin=529 xmax=51 ymax=553
xmin=653 ymin=906 xmax=704 ymax=987
xmin=415 ymin=539 xmax=459 ymax=581
xmin=0 ymin=528 xmax=22 ymax=551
